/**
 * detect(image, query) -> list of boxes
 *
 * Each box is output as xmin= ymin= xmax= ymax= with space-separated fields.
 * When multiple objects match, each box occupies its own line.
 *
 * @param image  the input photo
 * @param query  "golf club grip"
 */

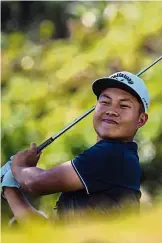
xmin=37 ymin=137 xmax=54 ymax=153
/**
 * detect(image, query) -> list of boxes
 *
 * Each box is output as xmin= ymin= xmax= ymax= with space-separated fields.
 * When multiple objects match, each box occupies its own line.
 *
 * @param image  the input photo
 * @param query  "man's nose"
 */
xmin=106 ymin=109 xmax=119 ymax=117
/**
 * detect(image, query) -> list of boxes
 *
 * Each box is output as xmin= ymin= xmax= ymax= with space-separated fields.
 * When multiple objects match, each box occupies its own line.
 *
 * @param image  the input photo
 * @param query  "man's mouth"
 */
xmin=102 ymin=119 xmax=118 ymax=124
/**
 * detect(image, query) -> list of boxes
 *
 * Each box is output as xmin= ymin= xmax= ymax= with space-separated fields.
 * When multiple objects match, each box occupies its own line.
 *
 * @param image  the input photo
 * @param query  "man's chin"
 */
xmin=98 ymin=133 xmax=133 ymax=142
xmin=99 ymin=133 xmax=121 ymax=140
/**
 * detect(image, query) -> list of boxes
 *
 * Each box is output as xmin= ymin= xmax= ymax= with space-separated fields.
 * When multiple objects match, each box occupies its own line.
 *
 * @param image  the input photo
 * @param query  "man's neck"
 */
xmin=97 ymin=136 xmax=134 ymax=143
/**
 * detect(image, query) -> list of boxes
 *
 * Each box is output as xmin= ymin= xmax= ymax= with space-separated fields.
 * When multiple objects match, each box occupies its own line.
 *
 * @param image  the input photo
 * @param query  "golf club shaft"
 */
xmin=37 ymin=106 xmax=95 ymax=152
xmin=136 ymin=56 xmax=162 ymax=76
xmin=37 ymin=56 xmax=162 ymax=153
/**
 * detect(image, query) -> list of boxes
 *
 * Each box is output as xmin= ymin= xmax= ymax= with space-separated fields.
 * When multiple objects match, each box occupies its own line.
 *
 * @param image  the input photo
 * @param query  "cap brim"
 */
xmin=92 ymin=78 xmax=142 ymax=104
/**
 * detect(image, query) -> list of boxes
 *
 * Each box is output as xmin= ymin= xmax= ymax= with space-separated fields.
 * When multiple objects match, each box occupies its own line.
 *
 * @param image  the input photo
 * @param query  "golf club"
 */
xmin=37 ymin=56 xmax=162 ymax=153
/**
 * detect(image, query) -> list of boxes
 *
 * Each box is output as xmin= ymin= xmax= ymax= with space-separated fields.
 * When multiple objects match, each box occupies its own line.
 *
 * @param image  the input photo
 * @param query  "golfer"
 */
xmin=2 ymin=71 xmax=149 ymax=221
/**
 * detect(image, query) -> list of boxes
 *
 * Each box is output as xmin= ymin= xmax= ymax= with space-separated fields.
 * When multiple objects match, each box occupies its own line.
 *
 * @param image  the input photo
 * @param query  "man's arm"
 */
xmin=12 ymin=161 xmax=84 ymax=195
xmin=11 ymin=143 xmax=84 ymax=195
xmin=4 ymin=188 xmax=48 ymax=223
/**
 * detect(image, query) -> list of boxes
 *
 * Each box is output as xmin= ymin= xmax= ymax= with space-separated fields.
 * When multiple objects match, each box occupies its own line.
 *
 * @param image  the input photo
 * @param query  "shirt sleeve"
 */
xmin=71 ymin=141 xmax=126 ymax=194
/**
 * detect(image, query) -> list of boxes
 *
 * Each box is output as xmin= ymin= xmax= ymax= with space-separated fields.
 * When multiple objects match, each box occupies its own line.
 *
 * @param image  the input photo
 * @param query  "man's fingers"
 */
xmin=30 ymin=142 xmax=37 ymax=151
xmin=37 ymin=152 xmax=42 ymax=159
xmin=30 ymin=142 xmax=42 ymax=159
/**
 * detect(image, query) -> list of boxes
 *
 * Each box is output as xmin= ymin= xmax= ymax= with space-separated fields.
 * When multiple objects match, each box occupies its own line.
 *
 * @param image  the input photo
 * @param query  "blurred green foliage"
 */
xmin=2 ymin=205 xmax=162 ymax=243
xmin=1 ymin=1 xmax=162 ymax=219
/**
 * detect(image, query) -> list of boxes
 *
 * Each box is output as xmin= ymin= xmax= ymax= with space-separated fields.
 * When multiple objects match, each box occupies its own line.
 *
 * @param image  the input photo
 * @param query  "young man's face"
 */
xmin=93 ymin=88 xmax=148 ymax=142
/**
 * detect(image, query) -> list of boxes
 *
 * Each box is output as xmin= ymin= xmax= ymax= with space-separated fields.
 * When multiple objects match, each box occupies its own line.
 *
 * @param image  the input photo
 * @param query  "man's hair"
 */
xmin=139 ymin=101 xmax=145 ymax=114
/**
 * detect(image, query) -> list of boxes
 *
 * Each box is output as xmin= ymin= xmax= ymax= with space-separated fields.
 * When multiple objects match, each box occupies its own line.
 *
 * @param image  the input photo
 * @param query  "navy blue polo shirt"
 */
xmin=56 ymin=139 xmax=141 ymax=217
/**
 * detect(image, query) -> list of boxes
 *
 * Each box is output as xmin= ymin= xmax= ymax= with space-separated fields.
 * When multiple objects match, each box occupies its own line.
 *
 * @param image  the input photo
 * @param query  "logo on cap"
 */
xmin=142 ymin=98 xmax=148 ymax=109
xmin=110 ymin=72 xmax=134 ymax=85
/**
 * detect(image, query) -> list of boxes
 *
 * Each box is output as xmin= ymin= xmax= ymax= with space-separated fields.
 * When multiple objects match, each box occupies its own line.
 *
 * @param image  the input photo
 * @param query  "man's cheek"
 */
xmin=93 ymin=109 xmax=100 ymax=122
xmin=93 ymin=114 xmax=98 ymax=129
xmin=93 ymin=118 xmax=99 ymax=131
xmin=95 ymin=103 xmax=102 ymax=112
xmin=121 ymin=117 xmax=137 ymax=131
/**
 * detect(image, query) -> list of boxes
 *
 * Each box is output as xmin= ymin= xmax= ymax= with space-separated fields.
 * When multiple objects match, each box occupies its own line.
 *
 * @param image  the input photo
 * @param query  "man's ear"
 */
xmin=138 ymin=113 xmax=148 ymax=128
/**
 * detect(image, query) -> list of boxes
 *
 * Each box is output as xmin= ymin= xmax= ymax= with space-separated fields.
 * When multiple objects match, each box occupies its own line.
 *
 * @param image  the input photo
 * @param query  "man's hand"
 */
xmin=12 ymin=143 xmax=41 ymax=168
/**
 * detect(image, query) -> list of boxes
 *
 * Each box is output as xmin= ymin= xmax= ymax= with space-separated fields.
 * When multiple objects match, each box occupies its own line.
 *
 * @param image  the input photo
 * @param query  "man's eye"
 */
xmin=100 ymin=100 xmax=109 ymax=104
xmin=120 ymin=104 xmax=131 ymax=109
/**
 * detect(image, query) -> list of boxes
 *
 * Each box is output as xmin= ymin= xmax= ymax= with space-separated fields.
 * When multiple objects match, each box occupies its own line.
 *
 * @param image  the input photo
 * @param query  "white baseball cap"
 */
xmin=92 ymin=71 xmax=150 ymax=112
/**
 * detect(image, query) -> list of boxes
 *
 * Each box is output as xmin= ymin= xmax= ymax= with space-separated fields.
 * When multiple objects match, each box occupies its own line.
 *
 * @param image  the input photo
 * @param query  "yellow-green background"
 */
xmin=1 ymin=1 xmax=162 ymax=231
